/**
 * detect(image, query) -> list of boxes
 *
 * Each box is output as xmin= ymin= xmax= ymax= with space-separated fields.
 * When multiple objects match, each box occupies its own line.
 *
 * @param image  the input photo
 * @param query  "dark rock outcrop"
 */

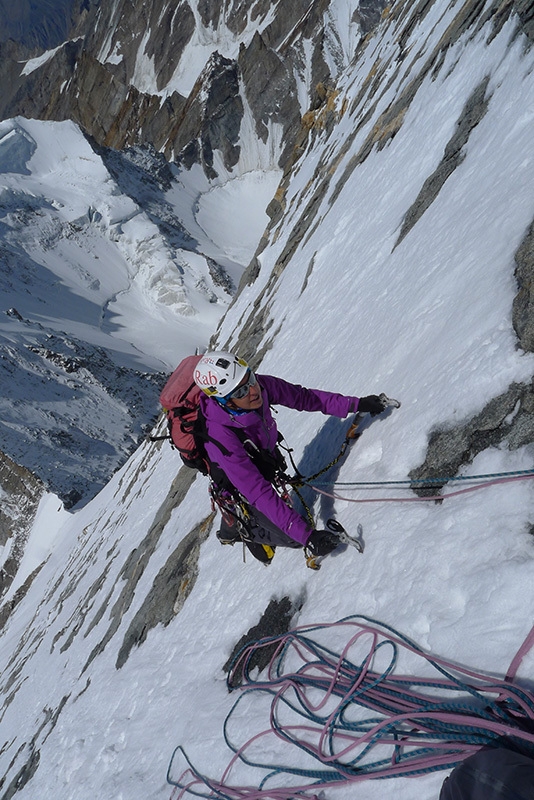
xmin=409 ymin=382 xmax=534 ymax=496
xmin=70 ymin=464 xmax=199 ymax=672
xmin=513 ymin=218 xmax=534 ymax=352
xmin=395 ymin=77 xmax=491 ymax=247
xmin=223 ymin=595 xmax=304 ymax=688
xmin=115 ymin=511 xmax=214 ymax=669
xmin=163 ymin=52 xmax=244 ymax=177
xmin=0 ymin=451 xmax=44 ymax=601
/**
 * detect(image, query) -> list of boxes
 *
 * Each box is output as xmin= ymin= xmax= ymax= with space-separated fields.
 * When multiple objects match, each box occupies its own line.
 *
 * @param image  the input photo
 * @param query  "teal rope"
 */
xmin=167 ymin=616 xmax=534 ymax=799
xmin=310 ymin=467 xmax=534 ymax=487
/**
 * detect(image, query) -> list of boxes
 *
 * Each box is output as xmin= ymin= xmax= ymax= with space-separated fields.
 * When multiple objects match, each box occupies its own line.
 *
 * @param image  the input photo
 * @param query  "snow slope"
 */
xmin=1 ymin=3 xmax=534 ymax=800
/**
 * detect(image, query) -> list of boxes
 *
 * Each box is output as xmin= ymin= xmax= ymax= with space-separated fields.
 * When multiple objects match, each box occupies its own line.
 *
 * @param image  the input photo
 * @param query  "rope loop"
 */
xmin=167 ymin=616 xmax=534 ymax=800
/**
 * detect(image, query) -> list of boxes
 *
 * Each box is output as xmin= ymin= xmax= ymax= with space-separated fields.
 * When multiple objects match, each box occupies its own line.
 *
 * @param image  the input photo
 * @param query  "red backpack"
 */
xmin=159 ymin=354 xmax=208 ymax=472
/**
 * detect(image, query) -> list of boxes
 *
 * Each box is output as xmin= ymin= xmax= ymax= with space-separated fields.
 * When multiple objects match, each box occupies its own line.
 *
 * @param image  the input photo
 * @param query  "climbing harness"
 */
xmin=210 ymin=482 xmax=278 ymax=565
xmin=167 ymin=615 xmax=534 ymax=800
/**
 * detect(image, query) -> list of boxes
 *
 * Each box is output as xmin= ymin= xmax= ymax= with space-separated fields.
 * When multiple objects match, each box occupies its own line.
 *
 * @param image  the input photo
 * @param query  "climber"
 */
xmin=194 ymin=350 xmax=391 ymax=561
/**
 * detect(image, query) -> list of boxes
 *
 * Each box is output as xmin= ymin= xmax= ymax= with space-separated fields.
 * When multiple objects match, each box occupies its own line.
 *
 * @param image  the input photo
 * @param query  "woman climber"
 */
xmin=193 ymin=350 xmax=392 ymax=564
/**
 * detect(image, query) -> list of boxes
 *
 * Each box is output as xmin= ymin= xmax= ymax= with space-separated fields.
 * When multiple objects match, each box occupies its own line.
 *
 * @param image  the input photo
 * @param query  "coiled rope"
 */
xmin=167 ymin=616 xmax=534 ymax=800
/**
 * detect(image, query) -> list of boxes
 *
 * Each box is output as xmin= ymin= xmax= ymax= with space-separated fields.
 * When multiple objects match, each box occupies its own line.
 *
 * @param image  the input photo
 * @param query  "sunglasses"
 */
xmin=226 ymin=370 xmax=257 ymax=401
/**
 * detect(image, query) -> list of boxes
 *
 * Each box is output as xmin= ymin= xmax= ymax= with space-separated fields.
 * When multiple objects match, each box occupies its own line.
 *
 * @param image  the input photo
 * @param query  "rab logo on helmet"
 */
xmin=194 ymin=369 xmax=218 ymax=387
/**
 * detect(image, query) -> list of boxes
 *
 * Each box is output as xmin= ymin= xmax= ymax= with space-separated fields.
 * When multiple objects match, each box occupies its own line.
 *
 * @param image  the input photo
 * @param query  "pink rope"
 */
xmin=168 ymin=618 xmax=534 ymax=800
xmin=310 ymin=472 xmax=534 ymax=504
xmin=506 ymin=623 xmax=534 ymax=682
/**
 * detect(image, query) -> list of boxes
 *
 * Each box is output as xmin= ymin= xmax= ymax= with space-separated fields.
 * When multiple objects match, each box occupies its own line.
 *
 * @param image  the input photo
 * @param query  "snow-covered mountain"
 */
xmin=0 ymin=118 xmax=226 ymax=501
xmin=1 ymin=1 xmax=534 ymax=800
xmin=0 ymin=0 xmax=388 ymax=578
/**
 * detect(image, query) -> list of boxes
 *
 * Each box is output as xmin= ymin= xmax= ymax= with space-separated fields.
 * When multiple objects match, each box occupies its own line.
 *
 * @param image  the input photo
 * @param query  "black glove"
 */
xmin=306 ymin=529 xmax=340 ymax=557
xmin=358 ymin=394 xmax=386 ymax=416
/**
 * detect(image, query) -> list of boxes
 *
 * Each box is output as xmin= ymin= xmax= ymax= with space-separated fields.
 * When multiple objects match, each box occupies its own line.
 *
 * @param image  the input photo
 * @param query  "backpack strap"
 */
xmin=236 ymin=435 xmax=287 ymax=483
xmin=192 ymin=410 xmax=232 ymax=458
xmin=179 ymin=380 xmax=196 ymax=404
xmin=147 ymin=431 xmax=172 ymax=442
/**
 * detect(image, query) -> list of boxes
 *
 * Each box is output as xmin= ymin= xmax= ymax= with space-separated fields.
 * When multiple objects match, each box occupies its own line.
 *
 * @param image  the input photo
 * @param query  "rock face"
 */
xmin=166 ymin=52 xmax=243 ymax=178
xmin=409 ymin=382 xmax=534 ymax=496
xmin=223 ymin=595 xmax=304 ymax=688
xmin=0 ymin=450 xmax=44 ymax=602
xmin=395 ymin=78 xmax=491 ymax=247
xmin=0 ymin=1 xmax=389 ymax=178
xmin=513 ymin=220 xmax=534 ymax=352
xmin=0 ymin=0 xmax=79 ymax=48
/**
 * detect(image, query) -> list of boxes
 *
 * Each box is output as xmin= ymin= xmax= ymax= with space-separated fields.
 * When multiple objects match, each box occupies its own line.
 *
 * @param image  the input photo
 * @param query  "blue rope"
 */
xmin=167 ymin=616 xmax=534 ymax=799
xmin=310 ymin=467 xmax=534 ymax=487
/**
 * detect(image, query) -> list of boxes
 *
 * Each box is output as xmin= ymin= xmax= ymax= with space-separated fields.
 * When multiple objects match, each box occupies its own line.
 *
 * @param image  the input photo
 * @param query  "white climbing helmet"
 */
xmin=194 ymin=351 xmax=249 ymax=398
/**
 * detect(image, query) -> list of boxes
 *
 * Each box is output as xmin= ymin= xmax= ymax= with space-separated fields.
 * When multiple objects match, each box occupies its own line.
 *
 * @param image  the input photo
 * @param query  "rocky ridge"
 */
xmin=0 ymin=1 xmax=389 ymax=179
xmin=0 ymin=451 xmax=44 ymax=602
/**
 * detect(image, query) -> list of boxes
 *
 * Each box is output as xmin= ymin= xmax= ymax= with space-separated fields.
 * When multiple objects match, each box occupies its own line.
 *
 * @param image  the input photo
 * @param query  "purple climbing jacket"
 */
xmin=199 ymin=374 xmax=360 ymax=546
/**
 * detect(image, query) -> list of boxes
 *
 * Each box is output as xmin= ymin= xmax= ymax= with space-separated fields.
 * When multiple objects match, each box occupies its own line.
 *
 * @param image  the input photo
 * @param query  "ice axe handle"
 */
xmin=346 ymin=395 xmax=400 ymax=439
xmin=346 ymin=413 xmax=364 ymax=440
